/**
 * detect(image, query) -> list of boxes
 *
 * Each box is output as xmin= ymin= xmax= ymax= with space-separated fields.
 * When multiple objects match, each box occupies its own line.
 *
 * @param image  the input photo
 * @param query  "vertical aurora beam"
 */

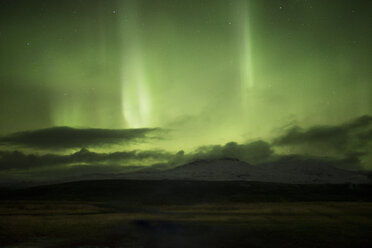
xmin=121 ymin=48 xmax=151 ymax=128
xmin=234 ymin=0 xmax=254 ymax=108
xmin=119 ymin=1 xmax=152 ymax=128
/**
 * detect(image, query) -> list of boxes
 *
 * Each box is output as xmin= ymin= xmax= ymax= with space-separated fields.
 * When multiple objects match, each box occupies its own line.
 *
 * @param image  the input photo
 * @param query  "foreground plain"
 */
xmin=1 ymin=180 xmax=372 ymax=247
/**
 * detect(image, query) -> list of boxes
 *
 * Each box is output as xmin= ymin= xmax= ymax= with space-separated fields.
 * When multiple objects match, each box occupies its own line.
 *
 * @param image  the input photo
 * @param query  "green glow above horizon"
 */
xmin=0 ymin=0 xmax=371 ymax=152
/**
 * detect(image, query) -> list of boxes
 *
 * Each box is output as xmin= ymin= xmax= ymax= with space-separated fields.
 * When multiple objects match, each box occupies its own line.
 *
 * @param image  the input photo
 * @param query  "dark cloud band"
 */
xmin=0 ymin=126 xmax=162 ymax=149
xmin=0 ymin=148 xmax=172 ymax=171
xmin=273 ymin=115 xmax=372 ymax=157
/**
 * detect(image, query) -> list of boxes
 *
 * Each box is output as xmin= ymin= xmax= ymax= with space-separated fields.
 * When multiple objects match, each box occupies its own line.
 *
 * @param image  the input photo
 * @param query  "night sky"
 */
xmin=0 ymin=0 xmax=371 ymax=182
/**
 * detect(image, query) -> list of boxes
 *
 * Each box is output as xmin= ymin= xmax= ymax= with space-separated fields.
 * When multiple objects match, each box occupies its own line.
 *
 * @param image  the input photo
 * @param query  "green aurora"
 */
xmin=0 ymin=0 xmax=371 ymax=176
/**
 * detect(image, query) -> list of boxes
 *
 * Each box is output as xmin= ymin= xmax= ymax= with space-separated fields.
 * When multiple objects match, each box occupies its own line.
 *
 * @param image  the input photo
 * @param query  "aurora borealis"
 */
xmin=0 ymin=0 xmax=372 ymax=182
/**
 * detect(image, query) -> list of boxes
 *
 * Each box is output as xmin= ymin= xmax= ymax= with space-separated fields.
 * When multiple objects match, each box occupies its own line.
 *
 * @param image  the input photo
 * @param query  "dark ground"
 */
xmin=1 ymin=180 xmax=372 ymax=248
xmin=2 ymin=180 xmax=372 ymax=203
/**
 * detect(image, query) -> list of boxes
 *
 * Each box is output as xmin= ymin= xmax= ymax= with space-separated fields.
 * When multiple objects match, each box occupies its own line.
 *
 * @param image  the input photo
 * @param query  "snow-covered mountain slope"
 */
xmin=123 ymin=158 xmax=371 ymax=184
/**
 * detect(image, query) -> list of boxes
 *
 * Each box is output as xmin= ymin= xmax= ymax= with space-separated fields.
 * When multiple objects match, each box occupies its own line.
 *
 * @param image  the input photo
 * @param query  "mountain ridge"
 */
xmin=122 ymin=158 xmax=370 ymax=184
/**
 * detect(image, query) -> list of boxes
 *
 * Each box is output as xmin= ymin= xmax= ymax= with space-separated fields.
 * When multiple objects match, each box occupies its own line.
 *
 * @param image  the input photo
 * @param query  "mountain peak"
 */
xmin=75 ymin=147 xmax=90 ymax=155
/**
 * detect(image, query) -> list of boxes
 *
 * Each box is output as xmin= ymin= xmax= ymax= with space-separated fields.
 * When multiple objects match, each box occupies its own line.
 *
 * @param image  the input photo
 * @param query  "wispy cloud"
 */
xmin=0 ymin=126 xmax=162 ymax=149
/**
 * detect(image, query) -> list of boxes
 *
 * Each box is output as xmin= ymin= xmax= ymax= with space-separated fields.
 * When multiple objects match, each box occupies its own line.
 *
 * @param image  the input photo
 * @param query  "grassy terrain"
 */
xmin=1 ymin=201 xmax=372 ymax=248
xmin=1 ymin=180 xmax=372 ymax=247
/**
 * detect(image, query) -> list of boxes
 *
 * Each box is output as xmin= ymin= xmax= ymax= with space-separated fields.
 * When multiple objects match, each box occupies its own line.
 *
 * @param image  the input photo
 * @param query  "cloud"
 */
xmin=0 ymin=148 xmax=173 ymax=171
xmin=0 ymin=126 xmax=162 ymax=149
xmin=1 ymin=115 xmax=371 ymax=177
xmin=172 ymin=115 xmax=372 ymax=169
xmin=172 ymin=140 xmax=274 ymax=165
xmin=0 ymin=140 xmax=275 ymax=172
xmin=273 ymin=115 xmax=372 ymax=158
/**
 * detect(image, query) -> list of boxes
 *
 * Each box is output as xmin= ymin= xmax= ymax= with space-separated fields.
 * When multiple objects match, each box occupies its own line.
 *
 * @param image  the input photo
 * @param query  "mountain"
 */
xmin=122 ymin=158 xmax=371 ymax=184
xmin=126 ymin=158 xmax=268 ymax=181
